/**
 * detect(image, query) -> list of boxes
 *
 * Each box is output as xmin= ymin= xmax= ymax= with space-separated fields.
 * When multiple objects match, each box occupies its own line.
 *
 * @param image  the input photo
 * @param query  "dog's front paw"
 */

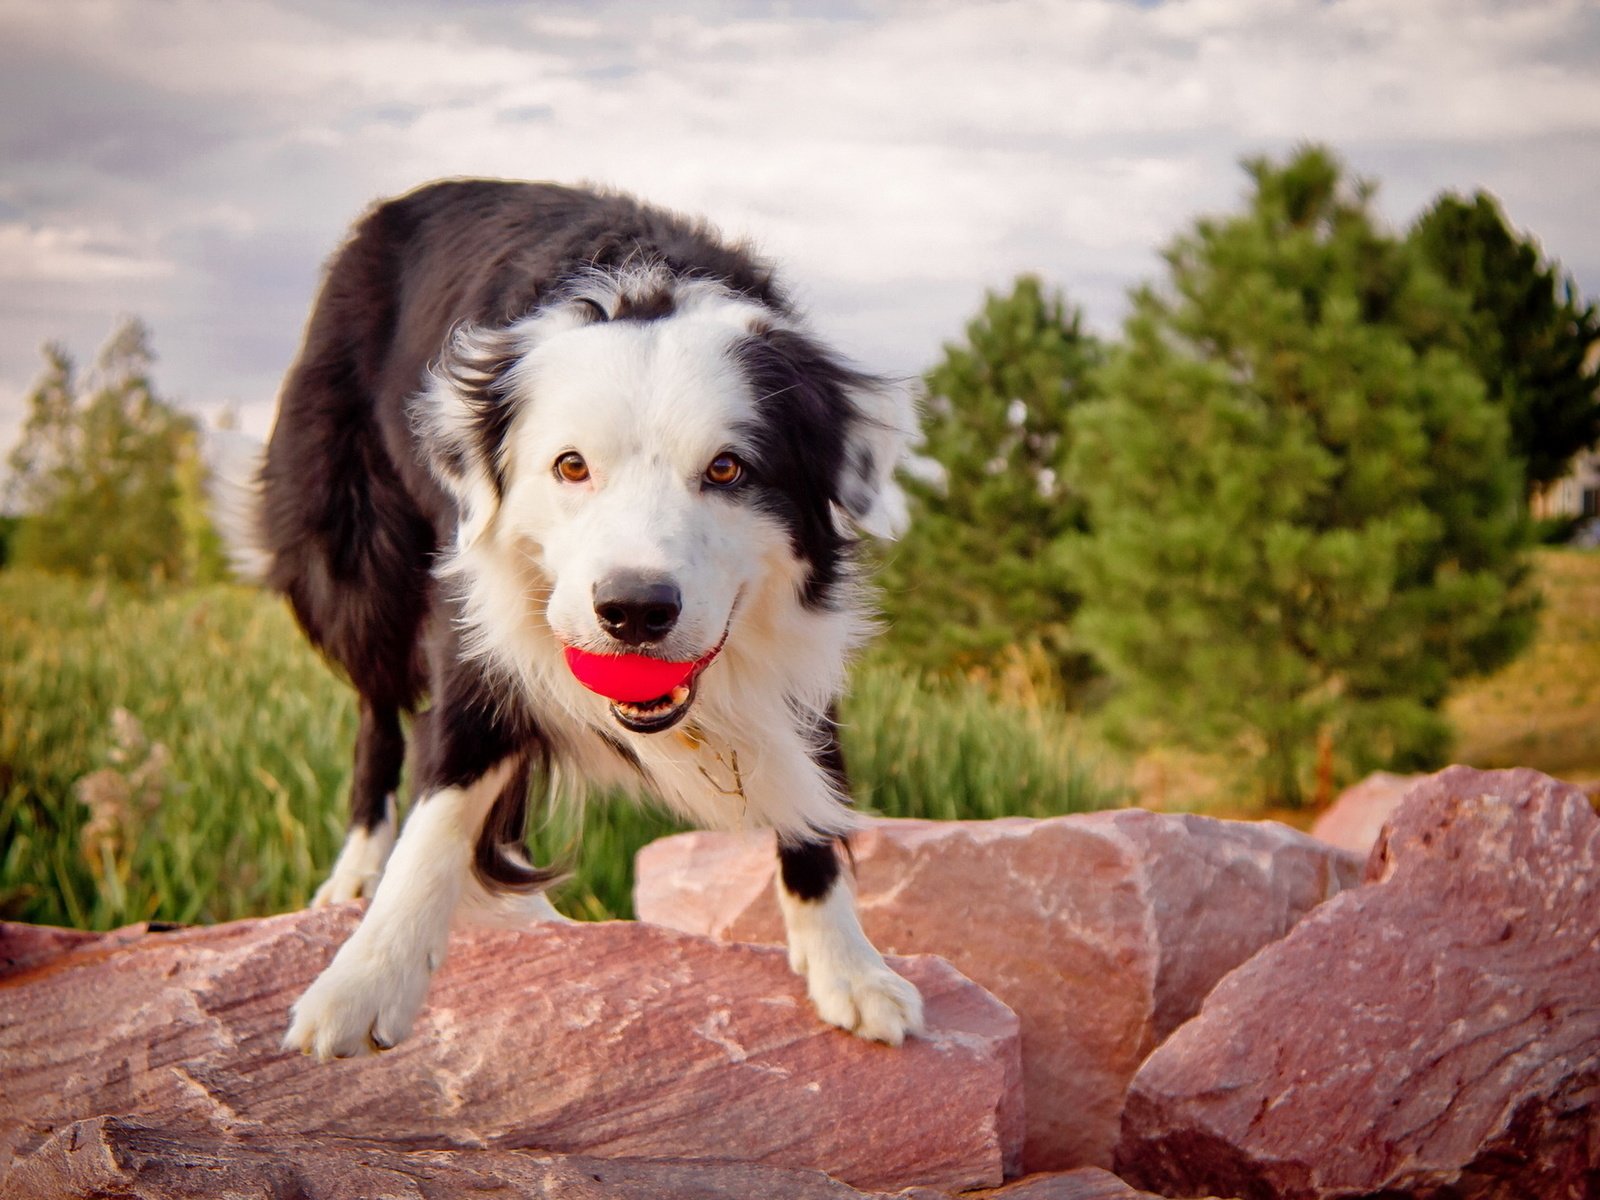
xmin=283 ymin=935 xmax=435 ymax=1060
xmin=803 ymin=957 xmax=924 ymax=1046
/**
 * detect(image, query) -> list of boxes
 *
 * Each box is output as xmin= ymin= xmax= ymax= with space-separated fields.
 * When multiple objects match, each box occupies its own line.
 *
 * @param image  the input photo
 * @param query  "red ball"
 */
xmin=563 ymin=646 xmax=700 ymax=703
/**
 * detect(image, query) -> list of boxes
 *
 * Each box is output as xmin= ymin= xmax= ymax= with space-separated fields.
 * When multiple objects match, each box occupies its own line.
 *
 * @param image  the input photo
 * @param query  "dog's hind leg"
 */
xmin=311 ymin=698 xmax=405 ymax=905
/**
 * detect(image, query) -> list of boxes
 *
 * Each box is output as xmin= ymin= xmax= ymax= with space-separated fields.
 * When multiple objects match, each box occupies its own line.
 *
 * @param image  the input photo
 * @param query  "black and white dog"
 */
xmin=225 ymin=179 xmax=922 ymax=1059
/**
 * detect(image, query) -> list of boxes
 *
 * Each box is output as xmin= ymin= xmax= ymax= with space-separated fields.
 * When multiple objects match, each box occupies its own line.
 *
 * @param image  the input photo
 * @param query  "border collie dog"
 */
xmin=230 ymin=180 xmax=922 ymax=1059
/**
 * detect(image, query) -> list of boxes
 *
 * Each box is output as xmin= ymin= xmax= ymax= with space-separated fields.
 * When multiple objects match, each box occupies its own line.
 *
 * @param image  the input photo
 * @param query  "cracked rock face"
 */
xmin=0 ymin=912 xmax=1021 ymax=1192
xmin=634 ymin=810 xmax=1361 ymax=1172
xmin=1115 ymin=766 xmax=1600 ymax=1200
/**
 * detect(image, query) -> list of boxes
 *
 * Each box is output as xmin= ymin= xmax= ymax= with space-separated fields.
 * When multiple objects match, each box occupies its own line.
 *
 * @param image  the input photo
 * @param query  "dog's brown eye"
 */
xmin=704 ymin=453 xmax=744 ymax=488
xmin=555 ymin=452 xmax=590 ymax=483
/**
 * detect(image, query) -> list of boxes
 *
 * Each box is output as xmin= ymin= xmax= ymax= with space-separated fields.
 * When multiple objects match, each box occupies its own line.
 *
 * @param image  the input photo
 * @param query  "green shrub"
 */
xmin=1532 ymin=514 xmax=1585 ymax=546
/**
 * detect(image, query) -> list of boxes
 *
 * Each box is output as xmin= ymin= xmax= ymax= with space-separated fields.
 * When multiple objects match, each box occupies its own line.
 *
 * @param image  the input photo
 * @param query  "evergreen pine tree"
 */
xmin=878 ymin=276 xmax=1100 ymax=687
xmin=1411 ymin=191 xmax=1600 ymax=492
xmin=1065 ymin=147 xmax=1537 ymax=805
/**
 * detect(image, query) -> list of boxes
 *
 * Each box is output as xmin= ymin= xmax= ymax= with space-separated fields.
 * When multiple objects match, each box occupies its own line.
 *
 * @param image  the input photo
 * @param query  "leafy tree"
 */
xmin=6 ymin=319 xmax=224 ymax=583
xmin=1411 ymin=191 xmax=1600 ymax=492
xmin=1064 ymin=147 xmax=1538 ymax=806
xmin=878 ymin=276 xmax=1101 ymax=687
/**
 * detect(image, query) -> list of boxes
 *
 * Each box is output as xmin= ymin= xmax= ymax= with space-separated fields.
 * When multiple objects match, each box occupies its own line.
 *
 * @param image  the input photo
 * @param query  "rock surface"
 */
xmin=1116 ymin=766 xmax=1600 ymax=1200
xmin=0 ymin=922 xmax=102 ymax=973
xmin=0 ymin=909 xmax=1021 ymax=1192
xmin=0 ymin=1117 xmax=1177 ymax=1200
xmin=635 ymin=810 xmax=1362 ymax=1172
xmin=1309 ymin=769 xmax=1418 ymax=854
xmin=0 ymin=1116 xmax=891 ymax=1200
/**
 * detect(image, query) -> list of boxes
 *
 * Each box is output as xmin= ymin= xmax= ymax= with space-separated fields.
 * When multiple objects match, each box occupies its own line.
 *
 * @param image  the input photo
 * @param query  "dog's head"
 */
xmin=416 ymin=268 xmax=913 ymax=735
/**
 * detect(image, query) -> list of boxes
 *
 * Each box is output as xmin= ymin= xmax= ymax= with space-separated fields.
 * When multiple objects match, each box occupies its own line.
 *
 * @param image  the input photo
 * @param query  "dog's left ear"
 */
xmin=739 ymin=326 xmax=918 ymax=540
xmin=414 ymin=322 xmax=526 ymax=549
xmin=836 ymin=370 xmax=917 ymax=539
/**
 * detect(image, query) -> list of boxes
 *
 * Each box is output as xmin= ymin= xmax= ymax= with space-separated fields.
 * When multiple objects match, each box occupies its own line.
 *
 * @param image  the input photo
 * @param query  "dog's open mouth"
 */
xmin=609 ymin=678 xmax=699 ymax=733
xmin=563 ymin=644 xmax=721 ymax=734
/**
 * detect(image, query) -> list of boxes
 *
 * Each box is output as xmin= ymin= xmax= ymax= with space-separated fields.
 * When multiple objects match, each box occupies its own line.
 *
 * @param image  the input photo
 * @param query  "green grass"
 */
xmin=1448 ymin=548 xmax=1600 ymax=779
xmin=0 ymin=571 xmax=1121 ymax=929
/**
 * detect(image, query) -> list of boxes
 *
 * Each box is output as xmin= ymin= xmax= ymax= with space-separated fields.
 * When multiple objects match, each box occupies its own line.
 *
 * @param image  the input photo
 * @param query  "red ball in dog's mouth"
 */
xmin=563 ymin=645 xmax=720 ymax=733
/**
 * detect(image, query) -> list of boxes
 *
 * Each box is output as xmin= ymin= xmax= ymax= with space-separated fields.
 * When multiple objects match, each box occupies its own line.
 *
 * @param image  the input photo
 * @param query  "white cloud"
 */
xmin=0 ymin=0 xmax=1596 ymax=452
xmin=0 ymin=222 xmax=172 ymax=284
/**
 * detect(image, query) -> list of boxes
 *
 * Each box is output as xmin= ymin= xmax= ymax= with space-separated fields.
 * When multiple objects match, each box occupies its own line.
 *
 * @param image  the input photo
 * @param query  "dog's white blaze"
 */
xmin=776 ymin=876 xmax=925 ymax=1046
xmin=284 ymin=763 xmax=512 ymax=1060
xmin=309 ymin=794 xmax=397 ymax=905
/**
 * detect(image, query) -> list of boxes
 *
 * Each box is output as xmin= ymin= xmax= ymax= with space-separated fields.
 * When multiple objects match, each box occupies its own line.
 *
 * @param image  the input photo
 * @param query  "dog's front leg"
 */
xmin=776 ymin=838 xmax=924 ymax=1045
xmin=283 ymin=758 xmax=517 ymax=1060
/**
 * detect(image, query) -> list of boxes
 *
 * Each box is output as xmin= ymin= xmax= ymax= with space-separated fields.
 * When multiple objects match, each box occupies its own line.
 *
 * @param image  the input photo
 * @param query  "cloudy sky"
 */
xmin=3 ymin=0 xmax=1598 ymax=449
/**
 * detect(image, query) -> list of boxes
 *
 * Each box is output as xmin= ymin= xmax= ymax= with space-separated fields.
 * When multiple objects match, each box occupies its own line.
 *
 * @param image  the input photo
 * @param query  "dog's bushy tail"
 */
xmin=202 ymin=428 xmax=273 ymax=584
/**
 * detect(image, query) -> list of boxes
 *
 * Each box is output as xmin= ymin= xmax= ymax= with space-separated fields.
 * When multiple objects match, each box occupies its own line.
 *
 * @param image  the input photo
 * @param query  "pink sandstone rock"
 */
xmin=0 ymin=922 xmax=101 ymax=974
xmin=634 ymin=810 xmax=1362 ymax=1173
xmin=0 ymin=909 xmax=1021 ymax=1192
xmin=1115 ymin=766 xmax=1600 ymax=1200
xmin=1309 ymin=770 xmax=1418 ymax=854
xmin=0 ymin=1117 xmax=1182 ymax=1200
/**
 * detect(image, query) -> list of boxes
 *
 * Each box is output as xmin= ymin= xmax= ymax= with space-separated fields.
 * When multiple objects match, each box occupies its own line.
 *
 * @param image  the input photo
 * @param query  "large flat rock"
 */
xmin=0 ymin=909 xmax=1021 ymax=1192
xmin=634 ymin=810 xmax=1360 ymax=1172
xmin=1116 ymin=766 xmax=1600 ymax=1199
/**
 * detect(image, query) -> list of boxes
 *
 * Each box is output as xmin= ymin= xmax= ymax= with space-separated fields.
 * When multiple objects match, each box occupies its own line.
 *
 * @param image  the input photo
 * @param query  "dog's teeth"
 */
xmin=611 ymin=680 xmax=696 ymax=731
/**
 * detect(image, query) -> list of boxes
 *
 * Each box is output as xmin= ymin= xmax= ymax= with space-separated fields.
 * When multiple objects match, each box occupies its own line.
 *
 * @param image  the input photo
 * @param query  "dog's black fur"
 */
xmin=257 ymin=179 xmax=879 ymax=901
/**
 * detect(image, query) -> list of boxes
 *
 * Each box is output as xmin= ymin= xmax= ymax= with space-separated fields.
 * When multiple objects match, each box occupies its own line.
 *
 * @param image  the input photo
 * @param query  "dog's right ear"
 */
xmin=414 ymin=322 xmax=527 ymax=550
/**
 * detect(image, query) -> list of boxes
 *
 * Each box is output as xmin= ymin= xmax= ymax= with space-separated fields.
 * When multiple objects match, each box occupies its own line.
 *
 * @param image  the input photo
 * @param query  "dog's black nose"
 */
xmin=594 ymin=575 xmax=682 ymax=646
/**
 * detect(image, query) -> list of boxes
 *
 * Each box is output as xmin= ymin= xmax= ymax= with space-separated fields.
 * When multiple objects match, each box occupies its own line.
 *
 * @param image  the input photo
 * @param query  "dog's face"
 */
xmin=419 ymin=275 xmax=911 ymax=735
xmin=509 ymin=307 xmax=788 ymax=731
